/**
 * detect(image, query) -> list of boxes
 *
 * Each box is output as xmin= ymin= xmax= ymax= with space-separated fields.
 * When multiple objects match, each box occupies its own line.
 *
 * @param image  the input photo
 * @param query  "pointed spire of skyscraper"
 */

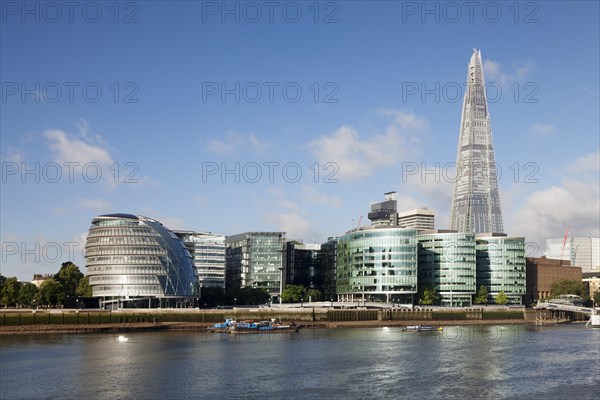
xmin=449 ymin=49 xmax=504 ymax=233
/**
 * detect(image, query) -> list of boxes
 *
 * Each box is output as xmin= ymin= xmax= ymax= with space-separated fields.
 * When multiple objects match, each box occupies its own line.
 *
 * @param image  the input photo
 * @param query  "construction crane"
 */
xmin=355 ymin=215 xmax=363 ymax=230
xmin=560 ymin=226 xmax=570 ymax=266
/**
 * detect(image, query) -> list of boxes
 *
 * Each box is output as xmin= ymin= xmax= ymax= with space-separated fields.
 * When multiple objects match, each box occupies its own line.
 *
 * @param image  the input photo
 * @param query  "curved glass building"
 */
xmin=417 ymin=231 xmax=476 ymax=307
xmin=336 ymin=226 xmax=418 ymax=304
xmin=476 ymin=234 xmax=526 ymax=305
xmin=85 ymin=214 xmax=198 ymax=309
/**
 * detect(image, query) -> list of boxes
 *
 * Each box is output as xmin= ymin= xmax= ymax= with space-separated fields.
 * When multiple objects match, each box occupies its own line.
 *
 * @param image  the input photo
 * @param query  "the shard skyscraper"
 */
xmin=449 ymin=49 xmax=504 ymax=234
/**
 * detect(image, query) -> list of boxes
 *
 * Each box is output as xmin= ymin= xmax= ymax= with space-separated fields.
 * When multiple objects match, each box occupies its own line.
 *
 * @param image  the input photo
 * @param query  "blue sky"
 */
xmin=1 ymin=1 xmax=599 ymax=280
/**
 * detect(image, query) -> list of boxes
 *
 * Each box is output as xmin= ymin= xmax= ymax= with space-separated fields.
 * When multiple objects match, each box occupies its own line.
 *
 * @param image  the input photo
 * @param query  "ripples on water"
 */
xmin=1 ymin=325 xmax=598 ymax=400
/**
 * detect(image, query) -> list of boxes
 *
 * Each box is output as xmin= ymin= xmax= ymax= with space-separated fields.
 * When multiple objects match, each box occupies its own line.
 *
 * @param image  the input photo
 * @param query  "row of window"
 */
xmin=89 ymin=275 xmax=159 ymax=285
xmin=87 ymin=265 xmax=165 ymax=275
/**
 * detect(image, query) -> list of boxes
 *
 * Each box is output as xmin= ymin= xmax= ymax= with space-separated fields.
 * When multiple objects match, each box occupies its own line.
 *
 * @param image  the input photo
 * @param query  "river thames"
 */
xmin=1 ymin=324 xmax=598 ymax=400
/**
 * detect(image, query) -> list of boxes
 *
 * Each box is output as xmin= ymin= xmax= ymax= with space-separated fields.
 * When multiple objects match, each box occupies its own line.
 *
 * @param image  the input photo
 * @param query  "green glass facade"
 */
xmin=417 ymin=232 xmax=476 ymax=307
xmin=336 ymin=227 xmax=417 ymax=303
xmin=476 ymin=236 xmax=526 ymax=305
xmin=225 ymin=232 xmax=284 ymax=297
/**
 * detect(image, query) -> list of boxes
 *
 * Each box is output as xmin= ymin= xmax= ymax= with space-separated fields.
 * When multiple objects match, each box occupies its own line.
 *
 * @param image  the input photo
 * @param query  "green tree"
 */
xmin=0 ymin=274 xmax=7 ymax=293
xmin=54 ymin=262 xmax=84 ymax=299
xmin=550 ymin=279 xmax=589 ymax=300
xmin=306 ymin=289 xmax=322 ymax=302
xmin=474 ymin=285 xmax=489 ymax=305
xmin=1 ymin=277 xmax=20 ymax=307
xmin=201 ymin=286 xmax=225 ymax=307
xmin=76 ymin=276 xmax=93 ymax=297
xmin=281 ymin=285 xmax=306 ymax=303
xmin=419 ymin=287 xmax=439 ymax=305
xmin=495 ymin=291 xmax=508 ymax=305
xmin=592 ymin=291 xmax=600 ymax=307
xmin=39 ymin=278 xmax=65 ymax=307
xmin=17 ymin=282 xmax=39 ymax=307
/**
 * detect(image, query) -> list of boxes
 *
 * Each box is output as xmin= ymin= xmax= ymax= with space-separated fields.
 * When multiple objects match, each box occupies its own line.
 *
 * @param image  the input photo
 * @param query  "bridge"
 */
xmin=536 ymin=294 xmax=593 ymax=315
xmin=535 ymin=295 xmax=597 ymax=325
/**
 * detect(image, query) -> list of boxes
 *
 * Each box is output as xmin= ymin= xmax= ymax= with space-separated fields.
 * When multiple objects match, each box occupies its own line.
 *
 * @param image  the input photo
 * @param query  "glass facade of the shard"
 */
xmin=450 ymin=49 xmax=504 ymax=234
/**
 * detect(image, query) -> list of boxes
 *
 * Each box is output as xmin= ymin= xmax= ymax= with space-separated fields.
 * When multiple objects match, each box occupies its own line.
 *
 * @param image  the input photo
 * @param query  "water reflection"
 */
xmin=1 ymin=325 xmax=598 ymax=400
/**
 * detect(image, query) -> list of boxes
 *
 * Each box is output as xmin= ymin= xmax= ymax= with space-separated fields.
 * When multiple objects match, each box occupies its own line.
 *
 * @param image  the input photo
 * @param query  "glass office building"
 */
xmin=417 ymin=232 xmax=476 ymax=307
xmin=174 ymin=231 xmax=226 ymax=288
xmin=225 ymin=232 xmax=285 ymax=298
xmin=85 ymin=214 xmax=198 ymax=309
xmin=336 ymin=226 xmax=418 ymax=304
xmin=476 ymin=235 xmax=526 ymax=305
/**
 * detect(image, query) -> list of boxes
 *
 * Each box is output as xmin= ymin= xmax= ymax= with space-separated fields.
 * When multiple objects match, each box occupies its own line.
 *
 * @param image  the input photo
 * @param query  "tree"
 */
xmin=76 ymin=276 xmax=93 ymax=297
xmin=593 ymin=291 xmax=600 ymax=307
xmin=54 ymin=262 xmax=84 ymax=299
xmin=1 ymin=277 xmax=20 ymax=307
xmin=18 ymin=282 xmax=39 ymax=307
xmin=474 ymin=285 xmax=489 ymax=305
xmin=550 ymin=279 xmax=589 ymax=301
xmin=39 ymin=278 xmax=65 ymax=307
xmin=306 ymin=289 xmax=322 ymax=302
xmin=419 ymin=287 xmax=439 ymax=305
xmin=281 ymin=285 xmax=306 ymax=303
xmin=495 ymin=291 xmax=508 ymax=305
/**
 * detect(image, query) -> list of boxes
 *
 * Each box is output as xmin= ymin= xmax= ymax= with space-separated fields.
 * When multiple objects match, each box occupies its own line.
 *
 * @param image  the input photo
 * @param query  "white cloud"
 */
xmin=378 ymin=109 xmax=429 ymax=131
xmin=140 ymin=208 xmax=186 ymax=230
xmin=530 ymin=123 xmax=555 ymax=136
xmin=44 ymin=119 xmax=113 ymax=166
xmin=397 ymin=164 xmax=454 ymax=229
xmin=308 ymin=110 xmax=427 ymax=180
xmin=79 ymin=198 xmax=111 ymax=212
xmin=567 ymin=151 xmax=599 ymax=175
xmin=302 ymin=185 xmax=342 ymax=208
xmin=266 ymin=211 xmax=317 ymax=242
xmin=43 ymin=119 xmax=118 ymax=188
xmin=206 ymin=131 xmax=268 ymax=155
xmin=1 ymin=147 xmax=25 ymax=163
xmin=483 ymin=58 xmax=536 ymax=85
xmin=510 ymin=180 xmax=599 ymax=250
xmin=508 ymin=153 xmax=600 ymax=253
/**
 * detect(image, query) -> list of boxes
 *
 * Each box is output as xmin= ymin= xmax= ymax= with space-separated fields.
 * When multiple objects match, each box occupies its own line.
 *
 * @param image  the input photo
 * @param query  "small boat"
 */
xmin=208 ymin=318 xmax=302 ymax=334
xmin=402 ymin=325 xmax=443 ymax=332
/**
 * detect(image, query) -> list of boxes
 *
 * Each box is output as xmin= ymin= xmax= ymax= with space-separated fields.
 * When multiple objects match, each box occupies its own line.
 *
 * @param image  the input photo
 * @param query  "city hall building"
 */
xmin=85 ymin=214 xmax=199 ymax=309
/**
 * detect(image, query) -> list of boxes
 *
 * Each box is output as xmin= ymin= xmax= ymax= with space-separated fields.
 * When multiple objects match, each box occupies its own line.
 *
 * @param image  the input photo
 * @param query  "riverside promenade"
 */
xmin=0 ymin=306 xmax=538 ymax=335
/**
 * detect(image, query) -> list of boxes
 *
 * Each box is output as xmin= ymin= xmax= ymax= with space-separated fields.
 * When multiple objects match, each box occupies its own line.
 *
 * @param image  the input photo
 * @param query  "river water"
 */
xmin=1 ymin=324 xmax=598 ymax=400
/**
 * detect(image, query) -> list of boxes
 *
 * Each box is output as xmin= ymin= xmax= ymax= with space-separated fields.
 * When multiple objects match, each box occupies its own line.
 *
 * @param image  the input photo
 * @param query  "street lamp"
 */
xmin=278 ymin=267 xmax=284 ymax=304
xmin=234 ymin=297 xmax=237 ymax=307
xmin=300 ymin=298 xmax=303 ymax=308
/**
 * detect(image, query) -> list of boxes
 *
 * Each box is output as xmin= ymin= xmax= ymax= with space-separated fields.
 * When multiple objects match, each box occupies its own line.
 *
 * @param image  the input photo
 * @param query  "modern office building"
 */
xmin=284 ymin=241 xmax=322 ymax=292
xmin=475 ymin=234 xmax=526 ymax=304
xmin=417 ymin=231 xmax=476 ymax=306
xmin=525 ymin=256 xmax=582 ymax=304
xmin=368 ymin=191 xmax=399 ymax=226
xmin=318 ymin=237 xmax=337 ymax=301
xmin=225 ymin=232 xmax=285 ymax=299
xmin=85 ymin=214 xmax=198 ymax=309
xmin=174 ymin=231 xmax=226 ymax=288
xmin=336 ymin=226 xmax=418 ymax=304
xmin=398 ymin=208 xmax=435 ymax=232
xmin=450 ymin=49 xmax=504 ymax=234
xmin=545 ymin=237 xmax=600 ymax=273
